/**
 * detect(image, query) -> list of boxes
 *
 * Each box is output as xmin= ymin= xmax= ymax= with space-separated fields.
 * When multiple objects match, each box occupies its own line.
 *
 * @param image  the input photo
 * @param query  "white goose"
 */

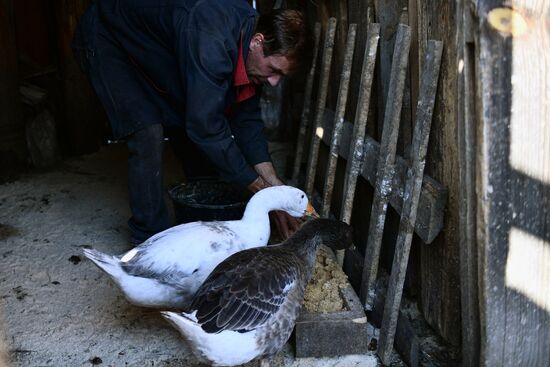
xmin=83 ymin=185 xmax=316 ymax=309
xmin=161 ymin=218 xmax=354 ymax=366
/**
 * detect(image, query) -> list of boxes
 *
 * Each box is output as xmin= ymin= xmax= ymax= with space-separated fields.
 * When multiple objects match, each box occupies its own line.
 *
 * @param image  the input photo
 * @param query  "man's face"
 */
xmin=246 ymin=33 xmax=291 ymax=87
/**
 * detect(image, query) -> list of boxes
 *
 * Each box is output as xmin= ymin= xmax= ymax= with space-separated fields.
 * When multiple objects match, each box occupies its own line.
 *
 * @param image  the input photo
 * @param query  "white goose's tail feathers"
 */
xmin=83 ymin=248 xmax=122 ymax=277
xmin=161 ymin=311 xmax=202 ymax=334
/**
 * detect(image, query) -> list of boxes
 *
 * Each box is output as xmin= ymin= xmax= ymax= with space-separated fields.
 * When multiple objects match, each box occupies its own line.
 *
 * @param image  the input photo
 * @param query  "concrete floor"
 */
xmin=0 ymin=144 xmax=380 ymax=367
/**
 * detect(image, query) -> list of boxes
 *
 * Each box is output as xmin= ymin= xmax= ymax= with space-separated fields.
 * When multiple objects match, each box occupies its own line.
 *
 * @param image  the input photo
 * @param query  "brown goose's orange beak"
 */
xmin=305 ymin=202 xmax=319 ymax=218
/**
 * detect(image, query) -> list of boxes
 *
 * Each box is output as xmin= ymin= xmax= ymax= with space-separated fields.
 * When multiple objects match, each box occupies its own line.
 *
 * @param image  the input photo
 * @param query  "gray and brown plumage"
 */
xmin=161 ymin=218 xmax=354 ymax=366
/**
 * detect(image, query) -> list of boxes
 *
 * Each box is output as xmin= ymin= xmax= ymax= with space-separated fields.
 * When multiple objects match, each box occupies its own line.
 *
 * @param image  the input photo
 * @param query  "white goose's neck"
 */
xmin=230 ymin=189 xmax=279 ymax=248
xmin=241 ymin=188 xmax=288 ymax=222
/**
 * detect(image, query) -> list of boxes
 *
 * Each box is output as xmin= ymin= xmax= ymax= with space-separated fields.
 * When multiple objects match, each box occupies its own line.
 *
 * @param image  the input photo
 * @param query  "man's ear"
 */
xmin=250 ymin=33 xmax=265 ymax=49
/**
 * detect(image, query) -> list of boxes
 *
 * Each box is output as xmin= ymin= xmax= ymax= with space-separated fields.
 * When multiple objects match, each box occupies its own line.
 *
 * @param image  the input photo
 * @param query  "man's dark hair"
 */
xmin=255 ymin=9 xmax=312 ymax=73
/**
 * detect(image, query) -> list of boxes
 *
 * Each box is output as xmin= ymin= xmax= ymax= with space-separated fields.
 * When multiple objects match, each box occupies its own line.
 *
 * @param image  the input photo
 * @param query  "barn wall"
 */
xmin=475 ymin=1 xmax=550 ymax=365
xmin=302 ymin=0 xmax=463 ymax=347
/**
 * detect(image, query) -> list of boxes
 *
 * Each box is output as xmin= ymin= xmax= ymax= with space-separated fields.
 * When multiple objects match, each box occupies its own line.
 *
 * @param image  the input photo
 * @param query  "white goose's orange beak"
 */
xmin=305 ymin=202 xmax=319 ymax=218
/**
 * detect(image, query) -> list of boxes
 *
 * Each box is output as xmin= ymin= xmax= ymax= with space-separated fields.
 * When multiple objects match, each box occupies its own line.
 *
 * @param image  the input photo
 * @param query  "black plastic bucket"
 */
xmin=168 ymin=177 xmax=252 ymax=224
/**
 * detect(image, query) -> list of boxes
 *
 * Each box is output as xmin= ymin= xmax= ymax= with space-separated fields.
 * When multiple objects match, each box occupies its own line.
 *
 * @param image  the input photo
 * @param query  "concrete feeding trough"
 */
xmin=294 ymin=248 xmax=369 ymax=358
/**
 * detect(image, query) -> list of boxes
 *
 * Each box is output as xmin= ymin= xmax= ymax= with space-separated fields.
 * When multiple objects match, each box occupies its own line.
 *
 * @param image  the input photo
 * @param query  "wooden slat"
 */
xmin=339 ymin=23 xmax=380 ymax=225
xmin=369 ymin=273 xmax=420 ymax=367
xmin=305 ymin=18 xmax=337 ymax=197
xmin=321 ymin=23 xmax=357 ymax=218
xmin=336 ymin=23 xmax=380 ymax=266
xmin=457 ymin=1 xmax=480 ymax=365
xmin=373 ymin=0 xmax=410 ymax=138
xmin=291 ymin=22 xmax=321 ymax=184
xmin=359 ymin=24 xmax=411 ymax=309
xmin=378 ymin=40 xmax=443 ymax=364
xmin=319 ymin=110 xmax=446 ymax=244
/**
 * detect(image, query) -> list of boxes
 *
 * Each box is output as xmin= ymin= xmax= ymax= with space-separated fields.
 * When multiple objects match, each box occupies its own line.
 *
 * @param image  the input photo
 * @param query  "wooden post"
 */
xmin=476 ymin=2 xmax=550 ymax=365
xmin=291 ymin=23 xmax=321 ymax=184
xmin=304 ymin=18 xmax=337 ymax=197
xmin=378 ymin=40 xmax=443 ymax=364
xmin=457 ymin=1 xmax=480 ymax=366
xmin=359 ymin=24 xmax=411 ymax=310
xmin=373 ymin=0 xmax=410 ymax=139
xmin=321 ymin=23 xmax=357 ymax=218
xmin=339 ymin=24 xmax=380 ymax=225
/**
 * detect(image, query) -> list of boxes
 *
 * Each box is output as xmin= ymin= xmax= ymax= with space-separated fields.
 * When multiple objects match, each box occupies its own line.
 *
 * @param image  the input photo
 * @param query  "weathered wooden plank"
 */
xmin=378 ymin=40 xmax=443 ymax=365
xmin=476 ymin=2 xmax=550 ymax=366
xmin=339 ymin=23 xmax=381 ymax=226
xmin=359 ymin=24 xmax=411 ymax=310
xmin=415 ymin=0 xmax=462 ymax=346
xmin=369 ymin=273 xmax=420 ymax=367
xmin=373 ymin=0 xmax=410 ymax=139
xmin=457 ymin=1 xmax=480 ymax=366
xmin=321 ymin=24 xmax=357 ymax=218
xmin=346 ymin=0 xmax=374 ymax=124
xmin=291 ymin=22 xmax=322 ymax=184
xmin=304 ymin=18 xmax=337 ymax=197
xmin=336 ymin=24 xmax=380 ymax=267
xmin=319 ymin=109 xmax=446 ymax=244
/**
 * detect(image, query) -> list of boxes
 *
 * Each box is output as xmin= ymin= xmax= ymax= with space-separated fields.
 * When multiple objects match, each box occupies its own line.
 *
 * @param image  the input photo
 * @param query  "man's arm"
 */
xmin=177 ymin=25 xmax=258 ymax=188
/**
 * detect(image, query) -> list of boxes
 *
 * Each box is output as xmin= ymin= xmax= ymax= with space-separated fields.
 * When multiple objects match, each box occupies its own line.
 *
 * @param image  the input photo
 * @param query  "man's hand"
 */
xmin=248 ymin=161 xmax=302 ymax=240
xmin=247 ymin=175 xmax=269 ymax=193
xmin=269 ymin=210 xmax=303 ymax=240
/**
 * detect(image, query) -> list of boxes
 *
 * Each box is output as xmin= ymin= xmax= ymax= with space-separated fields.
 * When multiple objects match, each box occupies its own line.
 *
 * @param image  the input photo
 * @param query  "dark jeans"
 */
xmin=126 ymin=124 xmax=217 ymax=244
xmin=126 ymin=124 xmax=171 ymax=244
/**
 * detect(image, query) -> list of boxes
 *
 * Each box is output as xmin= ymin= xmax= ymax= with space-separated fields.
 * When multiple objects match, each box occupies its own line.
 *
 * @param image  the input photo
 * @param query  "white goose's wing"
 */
xmin=120 ymin=221 xmax=242 ymax=288
xmin=190 ymin=246 xmax=302 ymax=333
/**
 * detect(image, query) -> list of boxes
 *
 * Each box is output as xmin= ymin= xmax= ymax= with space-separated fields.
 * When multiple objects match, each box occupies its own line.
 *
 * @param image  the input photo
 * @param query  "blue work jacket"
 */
xmin=73 ymin=0 xmax=271 ymax=187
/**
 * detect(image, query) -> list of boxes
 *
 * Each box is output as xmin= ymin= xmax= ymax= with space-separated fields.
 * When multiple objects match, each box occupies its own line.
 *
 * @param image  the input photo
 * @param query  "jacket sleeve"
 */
xmin=176 ymin=17 xmax=258 ymax=187
xmin=229 ymin=91 xmax=272 ymax=166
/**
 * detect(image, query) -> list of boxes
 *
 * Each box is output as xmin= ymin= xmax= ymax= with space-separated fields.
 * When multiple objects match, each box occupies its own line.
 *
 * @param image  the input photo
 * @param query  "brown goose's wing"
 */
xmin=190 ymin=246 xmax=300 ymax=334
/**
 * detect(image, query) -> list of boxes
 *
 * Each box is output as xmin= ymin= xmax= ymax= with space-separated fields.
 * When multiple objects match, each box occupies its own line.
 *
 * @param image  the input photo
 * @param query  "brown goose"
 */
xmin=161 ymin=218 xmax=354 ymax=366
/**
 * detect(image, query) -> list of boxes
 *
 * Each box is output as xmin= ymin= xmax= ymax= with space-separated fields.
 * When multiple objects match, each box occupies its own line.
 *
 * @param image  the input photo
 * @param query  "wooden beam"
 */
xmin=378 ymin=39 xmax=443 ymax=364
xmin=321 ymin=23 xmax=357 ymax=220
xmin=369 ymin=273 xmax=420 ymax=367
xmin=414 ymin=0 xmax=462 ymax=345
xmin=457 ymin=1 xmax=480 ymax=366
xmin=360 ymin=24 xmax=411 ymax=310
xmin=291 ymin=22 xmax=321 ymax=184
xmin=339 ymin=23 xmax=381 ymax=227
xmin=304 ymin=18 xmax=337 ymax=197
